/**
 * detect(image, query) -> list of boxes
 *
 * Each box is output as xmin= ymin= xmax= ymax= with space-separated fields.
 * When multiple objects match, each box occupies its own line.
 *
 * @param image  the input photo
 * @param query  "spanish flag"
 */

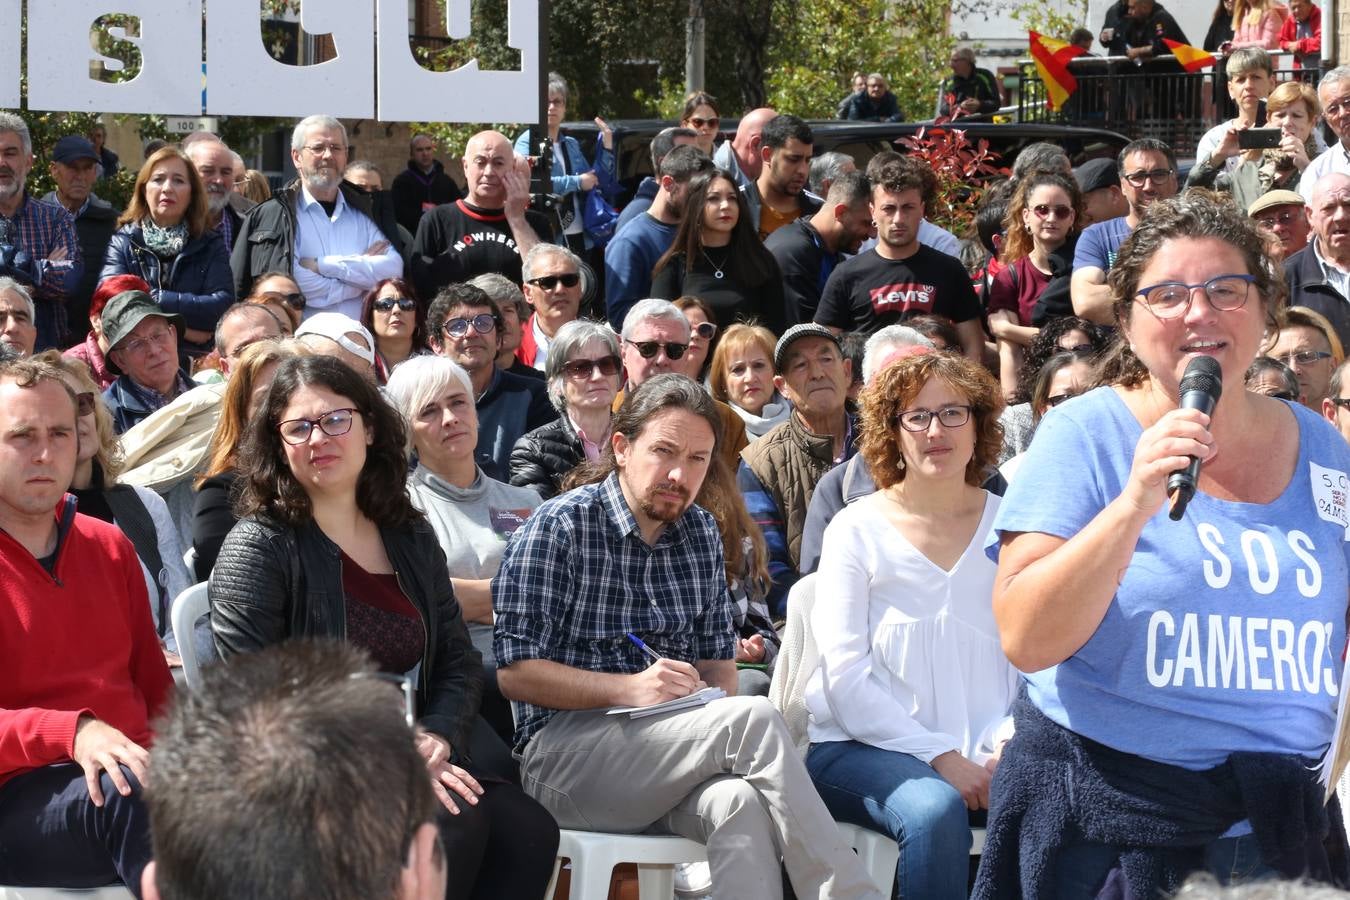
xmin=1028 ymin=31 xmax=1087 ymax=111
xmin=1163 ymin=39 xmax=1218 ymax=72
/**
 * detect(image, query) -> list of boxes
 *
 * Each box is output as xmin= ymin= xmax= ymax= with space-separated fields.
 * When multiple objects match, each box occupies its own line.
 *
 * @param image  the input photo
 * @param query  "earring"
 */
xmin=897 ymin=454 xmax=906 ymax=472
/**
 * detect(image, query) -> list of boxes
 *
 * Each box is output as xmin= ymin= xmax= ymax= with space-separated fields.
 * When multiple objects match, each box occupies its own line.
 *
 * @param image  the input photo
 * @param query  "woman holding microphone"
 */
xmin=976 ymin=191 xmax=1350 ymax=895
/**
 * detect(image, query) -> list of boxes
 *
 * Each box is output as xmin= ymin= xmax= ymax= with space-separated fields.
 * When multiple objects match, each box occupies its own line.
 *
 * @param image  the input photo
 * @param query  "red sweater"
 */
xmin=0 ymin=497 xmax=173 ymax=787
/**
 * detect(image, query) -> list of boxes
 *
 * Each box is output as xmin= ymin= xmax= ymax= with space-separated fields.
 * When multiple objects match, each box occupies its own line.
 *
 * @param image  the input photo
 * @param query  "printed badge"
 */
xmin=489 ymin=506 xmax=532 ymax=541
xmin=1310 ymin=461 xmax=1350 ymax=541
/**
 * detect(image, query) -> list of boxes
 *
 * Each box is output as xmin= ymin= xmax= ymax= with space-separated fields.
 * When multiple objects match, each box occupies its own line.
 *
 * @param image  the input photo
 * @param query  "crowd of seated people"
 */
xmin=14 ymin=62 xmax=1350 ymax=899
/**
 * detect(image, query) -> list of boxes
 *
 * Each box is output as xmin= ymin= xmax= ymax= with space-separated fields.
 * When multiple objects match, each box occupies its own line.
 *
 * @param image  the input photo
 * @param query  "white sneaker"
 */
xmin=673 ymin=860 xmax=713 ymax=897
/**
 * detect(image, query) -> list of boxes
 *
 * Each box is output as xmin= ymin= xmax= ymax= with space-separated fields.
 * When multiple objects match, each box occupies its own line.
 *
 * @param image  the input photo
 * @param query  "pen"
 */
xmin=626 ymin=632 xmax=663 ymax=663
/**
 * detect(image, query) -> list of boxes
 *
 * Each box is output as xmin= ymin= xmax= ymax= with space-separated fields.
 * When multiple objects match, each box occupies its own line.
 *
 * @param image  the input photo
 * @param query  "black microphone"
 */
xmin=1167 ymin=355 xmax=1223 ymax=521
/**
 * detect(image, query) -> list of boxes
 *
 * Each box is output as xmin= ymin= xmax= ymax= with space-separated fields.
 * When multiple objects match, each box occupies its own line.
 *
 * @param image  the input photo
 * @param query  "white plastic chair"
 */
xmin=0 ymin=887 xmax=134 ymax=899
xmin=169 ymin=582 xmax=210 ymax=688
xmin=545 ymin=829 xmax=707 ymax=900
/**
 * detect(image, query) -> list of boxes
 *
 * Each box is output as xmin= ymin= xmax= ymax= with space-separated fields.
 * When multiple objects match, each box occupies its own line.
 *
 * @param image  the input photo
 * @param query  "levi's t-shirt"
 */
xmin=813 ymin=244 xmax=981 ymax=336
xmin=988 ymin=386 xmax=1350 ymax=770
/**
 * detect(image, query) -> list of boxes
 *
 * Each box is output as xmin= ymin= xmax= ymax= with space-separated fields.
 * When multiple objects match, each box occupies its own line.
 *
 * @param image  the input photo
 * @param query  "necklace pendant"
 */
xmin=713 ymin=269 xmax=724 ymax=279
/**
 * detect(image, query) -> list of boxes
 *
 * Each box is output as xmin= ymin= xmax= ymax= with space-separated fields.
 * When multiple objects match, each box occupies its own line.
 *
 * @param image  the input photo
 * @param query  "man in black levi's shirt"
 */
xmin=411 ymin=130 xmax=553 ymax=301
xmin=813 ymin=156 xmax=984 ymax=359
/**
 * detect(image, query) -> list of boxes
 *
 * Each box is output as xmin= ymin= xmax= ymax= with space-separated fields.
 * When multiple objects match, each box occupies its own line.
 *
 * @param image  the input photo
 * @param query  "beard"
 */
xmin=302 ymin=167 xmax=339 ymax=193
xmin=637 ymin=481 xmax=693 ymax=524
xmin=205 ymin=188 xmax=230 ymax=214
xmin=0 ymin=177 xmax=22 ymax=201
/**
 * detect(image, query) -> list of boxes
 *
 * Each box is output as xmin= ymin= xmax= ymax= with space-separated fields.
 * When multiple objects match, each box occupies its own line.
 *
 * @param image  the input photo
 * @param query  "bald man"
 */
xmin=714 ymin=107 xmax=776 ymax=226
xmin=410 ymin=130 xmax=553 ymax=299
xmin=1286 ymin=172 xmax=1350 ymax=349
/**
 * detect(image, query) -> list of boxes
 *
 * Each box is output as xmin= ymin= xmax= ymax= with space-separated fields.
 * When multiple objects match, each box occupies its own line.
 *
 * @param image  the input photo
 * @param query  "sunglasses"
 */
xmin=1045 ymin=391 xmax=1079 ymax=408
xmin=1032 ymin=204 xmax=1074 ymax=220
xmin=561 ymin=355 xmax=621 ymax=379
xmin=625 ymin=339 xmax=688 ymax=360
xmin=687 ymin=116 xmax=720 ymax=129
xmin=75 ymin=391 xmax=95 ymax=416
xmin=527 ymin=273 xmax=581 ymax=291
xmin=442 ymin=314 xmax=498 ymax=339
xmin=373 ymin=296 xmax=417 ymax=313
xmin=262 ymin=290 xmax=306 ymax=310
xmin=690 ymin=322 xmax=717 ymax=341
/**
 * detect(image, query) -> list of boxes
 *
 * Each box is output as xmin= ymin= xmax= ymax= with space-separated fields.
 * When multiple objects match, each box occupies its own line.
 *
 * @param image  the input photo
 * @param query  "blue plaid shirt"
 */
xmin=493 ymin=472 xmax=734 ymax=751
xmin=9 ymin=194 xmax=81 ymax=349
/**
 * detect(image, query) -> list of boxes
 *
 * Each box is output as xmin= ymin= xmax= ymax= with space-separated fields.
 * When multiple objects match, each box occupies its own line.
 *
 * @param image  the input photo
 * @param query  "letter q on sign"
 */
xmin=1310 ymin=461 xmax=1350 ymax=541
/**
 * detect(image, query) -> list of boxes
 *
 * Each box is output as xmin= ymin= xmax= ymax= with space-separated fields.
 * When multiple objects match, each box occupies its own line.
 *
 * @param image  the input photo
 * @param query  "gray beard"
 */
xmin=206 ymin=191 xmax=229 ymax=214
xmin=303 ymin=170 xmax=339 ymax=193
xmin=0 ymin=179 xmax=23 ymax=201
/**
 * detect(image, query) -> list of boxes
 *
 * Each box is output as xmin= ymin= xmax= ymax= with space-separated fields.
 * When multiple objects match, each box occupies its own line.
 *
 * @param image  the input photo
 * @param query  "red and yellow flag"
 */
xmin=1028 ymin=31 xmax=1087 ymax=111
xmin=1163 ymin=39 xmax=1218 ymax=72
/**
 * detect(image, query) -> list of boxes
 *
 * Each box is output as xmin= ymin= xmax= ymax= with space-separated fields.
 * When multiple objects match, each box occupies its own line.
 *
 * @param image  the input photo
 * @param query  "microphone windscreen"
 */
xmin=1178 ymin=355 xmax=1223 ymax=401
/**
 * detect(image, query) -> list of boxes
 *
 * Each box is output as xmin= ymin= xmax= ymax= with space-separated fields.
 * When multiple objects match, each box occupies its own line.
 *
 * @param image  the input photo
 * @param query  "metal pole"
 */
xmin=1320 ymin=0 xmax=1333 ymax=70
xmin=685 ymin=0 xmax=705 ymax=93
xmin=528 ymin=0 xmax=551 ymax=202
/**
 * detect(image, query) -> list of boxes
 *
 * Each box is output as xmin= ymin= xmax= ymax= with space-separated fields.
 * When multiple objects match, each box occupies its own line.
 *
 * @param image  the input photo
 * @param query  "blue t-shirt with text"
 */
xmin=989 ymin=386 xmax=1350 ymax=769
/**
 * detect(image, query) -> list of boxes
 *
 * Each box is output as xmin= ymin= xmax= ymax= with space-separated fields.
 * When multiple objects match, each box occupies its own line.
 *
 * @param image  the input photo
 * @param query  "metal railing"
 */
xmin=1016 ymin=56 xmax=1320 ymax=158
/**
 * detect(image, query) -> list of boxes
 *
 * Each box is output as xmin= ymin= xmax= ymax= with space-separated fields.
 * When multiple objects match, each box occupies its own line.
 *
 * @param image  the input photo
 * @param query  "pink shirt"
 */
xmin=1229 ymin=7 xmax=1286 ymax=49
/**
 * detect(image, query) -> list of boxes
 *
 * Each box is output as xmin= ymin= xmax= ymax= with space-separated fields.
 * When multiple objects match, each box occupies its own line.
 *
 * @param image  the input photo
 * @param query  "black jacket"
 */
xmin=209 ymin=514 xmax=484 ymax=756
xmin=390 ymin=160 xmax=463 ymax=236
xmin=229 ymin=179 xmax=404 ymax=299
xmin=1285 ymin=243 xmax=1350 ymax=350
xmin=100 ymin=223 xmax=234 ymax=332
xmin=44 ymin=193 xmax=119 ymax=338
xmin=509 ymin=415 xmax=584 ymax=500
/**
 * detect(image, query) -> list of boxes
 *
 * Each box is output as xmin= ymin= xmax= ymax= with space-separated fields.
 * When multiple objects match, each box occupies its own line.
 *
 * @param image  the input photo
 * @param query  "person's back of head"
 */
xmin=144 ymin=640 xmax=444 ymax=900
xmin=1011 ymin=142 xmax=1072 ymax=180
xmin=659 ymin=144 xmax=715 ymax=183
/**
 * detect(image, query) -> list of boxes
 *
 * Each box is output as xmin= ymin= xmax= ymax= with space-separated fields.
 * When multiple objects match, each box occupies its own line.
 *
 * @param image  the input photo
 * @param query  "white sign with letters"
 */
xmin=16 ymin=0 xmax=540 ymax=123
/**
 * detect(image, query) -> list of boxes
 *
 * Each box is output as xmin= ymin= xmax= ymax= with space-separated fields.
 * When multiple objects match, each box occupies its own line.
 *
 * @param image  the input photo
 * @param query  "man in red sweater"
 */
xmin=0 ymin=357 xmax=172 ymax=896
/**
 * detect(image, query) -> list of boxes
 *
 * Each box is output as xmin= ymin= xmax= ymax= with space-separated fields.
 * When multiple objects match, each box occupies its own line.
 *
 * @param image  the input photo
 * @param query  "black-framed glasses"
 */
xmin=625 ymin=339 xmax=688 ymax=360
xmin=442 ymin=314 xmax=498 ymax=339
xmin=561 ymin=355 xmax=621 ymax=379
xmin=261 ymin=290 xmax=306 ymax=310
xmin=1122 ymin=168 xmax=1175 ymax=187
xmin=1331 ymin=398 xmax=1350 ymax=410
xmin=526 ymin=272 xmax=580 ymax=291
xmin=1032 ymin=204 xmax=1074 ymax=220
xmin=896 ymin=404 xmax=972 ymax=432
xmin=277 ymin=407 xmax=358 ymax=445
xmin=75 ymin=391 xmax=95 ymax=416
xmin=690 ymin=322 xmax=717 ymax=341
xmin=1274 ymin=349 xmax=1333 ymax=366
xmin=373 ymin=296 xmax=417 ymax=313
xmin=1135 ymin=273 xmax=1256 ymax=319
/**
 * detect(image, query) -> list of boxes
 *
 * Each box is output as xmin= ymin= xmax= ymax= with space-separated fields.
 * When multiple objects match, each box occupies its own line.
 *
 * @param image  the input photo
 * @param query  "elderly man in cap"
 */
xmin=1073 ymin=158 xmax=1128 ymax=228
xmin=44 ymin=135 xmax=120 ymax=339
xmin=294 ymin=311 xmax=378 ymax=383
xmin=1251 ymin=189 xmax=1311 ymax=262
xmin=1286 ymin=172 xmax=1350 ymax=349
xmin=738 ymin=322 xmax=856 ymax=616
xmin=101 ymin=291 xmax=194 ymax=433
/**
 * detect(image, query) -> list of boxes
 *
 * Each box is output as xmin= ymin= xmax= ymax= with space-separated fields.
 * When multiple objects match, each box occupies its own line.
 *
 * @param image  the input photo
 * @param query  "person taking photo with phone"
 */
xmin=1186 ymin=48 xmax=1280 ymax=206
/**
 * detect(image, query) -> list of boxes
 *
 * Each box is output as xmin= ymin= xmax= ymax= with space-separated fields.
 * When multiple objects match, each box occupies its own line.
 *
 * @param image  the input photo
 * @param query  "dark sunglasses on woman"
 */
xmin=561 ymin=355 xmax=621 ymax=379
xmin=373 ymin=296 xmax=417 ymax=313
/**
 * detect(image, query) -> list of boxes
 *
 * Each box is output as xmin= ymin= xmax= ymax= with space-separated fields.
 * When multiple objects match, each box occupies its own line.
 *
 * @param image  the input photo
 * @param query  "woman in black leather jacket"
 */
xmin=99 ymin=146 xmax=234 ymax=356
xmin=209 ymin=354 xmax=558 ymax=900
xmin=508 ymin=319 xmax=621 ymax=498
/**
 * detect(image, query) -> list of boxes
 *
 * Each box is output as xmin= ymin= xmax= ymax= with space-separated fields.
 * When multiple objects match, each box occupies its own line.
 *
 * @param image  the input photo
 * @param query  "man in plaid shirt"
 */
xmin=493 ymin=374 xmax=881 ymax=900
xmin=0 ymin=113 xmax=80 ymax=351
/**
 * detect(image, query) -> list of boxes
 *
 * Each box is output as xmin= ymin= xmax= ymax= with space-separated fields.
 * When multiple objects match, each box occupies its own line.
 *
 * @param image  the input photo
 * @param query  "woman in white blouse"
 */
xmin=805 ymin=350 xmax=1019 ymax=900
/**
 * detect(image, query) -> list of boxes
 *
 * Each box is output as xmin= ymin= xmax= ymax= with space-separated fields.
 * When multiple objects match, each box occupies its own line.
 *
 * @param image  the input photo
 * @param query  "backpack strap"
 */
xmin=103 ymin=485 xmax=169 ymax=637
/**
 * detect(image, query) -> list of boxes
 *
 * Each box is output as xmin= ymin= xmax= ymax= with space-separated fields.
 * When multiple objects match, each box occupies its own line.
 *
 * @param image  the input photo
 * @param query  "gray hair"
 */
xmin=861 ymin=324 xmax=934 ymax=384
xmin=344 ymin=160 xmax=381 ymax=179
xmin=651 ymin=126 xmax=698 ymax=170
xmin=621 ymin=298 xmax=690 ymax=341
xmin=0 ymin=112 xmax=31 ymax=156
xmin=547 ymin=72 xmax=569 ymax=103
xmin=1012 ymin=142 xmax=1072 ymax=180
xmin=952 ymin=47 xmax=976 ymax=63
xmin=384 ymin=354 xmax=475 ymax=454
xmin=1321 ymin=65 xmax=1350 ymax=95
xmin=180 ymin=130 xmax=223 ymax=152
xmin=613 ymin=372 xmax=721 ymax=452
xmin=230 ymin=150 xmax=245 ymax=172
xmin=521 ymin=243 xmax=581 ymax=282
xmin=291 ymin=115 xmax=346 ymax=152
xmin=809 ymin=152 xmax=856 ymax=196
xmin=409 ymin=132 xmax=434 ymax=151
xmin=466 ymin=273 xmax=527 ymax=320
xmin=1330 ymin=359 xmax=1350 ymax=400
xmin=0 ymin=277 xmax=35 ymax=320
xmin=545 ymin=319 xmax=621 ymax=411
xmin=213 ymin=302 xmax=281 ymax=355
xmin=1173 ymin=873 xmax=1350 ymax=900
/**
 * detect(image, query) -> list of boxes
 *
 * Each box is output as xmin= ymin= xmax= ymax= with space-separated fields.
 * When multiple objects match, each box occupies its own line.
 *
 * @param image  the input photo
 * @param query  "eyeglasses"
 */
xmin=561 ymin=355 xmax=621 ymax=379
xmin=302 ymin=142 xmax=346 ymax=157
xmin=261 ymin=290 xmax=306 ymax=310
xmin=625 ymin=339 xmax=688 ymax=360
xmin=895 ymin=404 xmax=972 ymax=432
xmin=74 ymin=391 xmax=95 ymax=416
xmin=277 ymin=407 xmax=358 ymax=445
xmin=687 ymin=116 xmax=720 ymax=129
xmin=1045 ymin=391 xmax=1078 ymax=408
xmin=1274 ymin=349 xmax=1333 ymax=366
xmin=690 ymin=322 xmax=717 ymax=341
xmin=1254 ymin=210 xmax=1302 ymax=227
xmin=115 ymin=323 xmax=175 ymax=357
xmin=526 ymin=272 xmax=581 ymax=291
xmin=1122 ymin=168 xmax=1175 ymax=187
xmin=373 ymin=296 xmax=417 ymax=313
xmin=1032 ymin=204 xmax=1074 ymax=220
xmin=442 ymin=314 xmax=498 ymax=339
xmin=1060 ymin=342 xmax=1095 ymax=353
xmin=1331 ymin=398 xmax=1350 ymax=410
xmin=1135 ymin=273 xmax=1255 ymax=319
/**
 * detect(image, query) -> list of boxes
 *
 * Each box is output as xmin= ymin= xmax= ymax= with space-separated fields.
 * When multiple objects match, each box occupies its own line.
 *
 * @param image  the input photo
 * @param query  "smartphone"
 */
xmin=1238 ymin=128 xmax=1282 ymax=150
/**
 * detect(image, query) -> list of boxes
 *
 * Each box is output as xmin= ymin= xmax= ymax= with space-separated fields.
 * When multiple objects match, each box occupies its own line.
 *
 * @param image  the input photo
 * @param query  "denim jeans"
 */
xmin=1052 ymin=833 xmax=1276 ymax=896
xmin=807 ymin=740 xmax=975 ymax=900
